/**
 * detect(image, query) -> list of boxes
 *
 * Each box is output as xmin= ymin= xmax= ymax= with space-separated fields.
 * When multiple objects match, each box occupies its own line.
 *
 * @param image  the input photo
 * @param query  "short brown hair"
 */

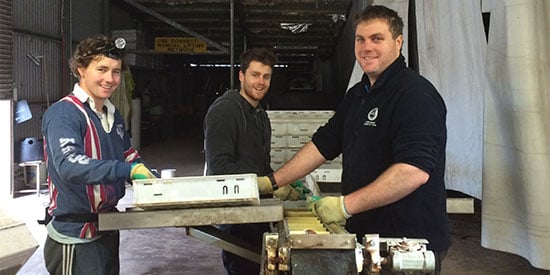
xmin=355 ymin=5 xmax=404 ymax=39
xmin=239 ymin=48 xmax=278 ymax=73
xmin=69 ymin=34 xmax=126 ymax=78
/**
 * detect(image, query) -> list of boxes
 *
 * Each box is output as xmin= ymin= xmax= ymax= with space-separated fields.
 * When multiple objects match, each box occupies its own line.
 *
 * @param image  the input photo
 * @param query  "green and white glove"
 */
xmin=273 ymin=185 xmax=301 ymax=201
xmin=311 ymin=196 xmax=351 ymax=224
xmin=130 ymin=162 xmax=156 ymax=180
xmin=289 ymin=180 xmax=312 ymax=200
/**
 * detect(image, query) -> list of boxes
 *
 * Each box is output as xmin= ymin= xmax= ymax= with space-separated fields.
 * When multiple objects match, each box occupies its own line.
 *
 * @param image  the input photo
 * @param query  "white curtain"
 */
xmin=415 ymin=1 xmax=485 ymax=198
xmin=481 ymin=0 xmax=550 ymax=270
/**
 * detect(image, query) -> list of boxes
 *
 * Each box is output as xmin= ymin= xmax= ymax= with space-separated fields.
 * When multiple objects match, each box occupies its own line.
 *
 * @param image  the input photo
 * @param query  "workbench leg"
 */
xmin=186 ymin=226 xmax=261 ymax=264
xmin=35 ymin=164 xmax=41 ymax=196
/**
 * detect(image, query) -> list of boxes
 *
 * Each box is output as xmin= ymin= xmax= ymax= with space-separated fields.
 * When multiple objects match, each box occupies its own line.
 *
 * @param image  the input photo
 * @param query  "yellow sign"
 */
xmin=154 ymin=37 xmax=207 ymax=53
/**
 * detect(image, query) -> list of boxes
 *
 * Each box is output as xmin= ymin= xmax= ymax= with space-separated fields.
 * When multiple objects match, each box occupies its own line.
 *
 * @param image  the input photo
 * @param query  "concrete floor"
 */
xmin=12 ymin=125 xmax=550 ymax=274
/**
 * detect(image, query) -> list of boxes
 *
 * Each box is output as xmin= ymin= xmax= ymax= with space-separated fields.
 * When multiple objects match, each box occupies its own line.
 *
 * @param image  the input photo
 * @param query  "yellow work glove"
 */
xmin=257 ymin=176 xmax=274 ymax=195
xmin=130 ymin=162 xmax=156 ymax=180
xmin=311 ymin=196 xmax=351 ymax=224
xmin=273 ymin=185 xmax=301 ymax=201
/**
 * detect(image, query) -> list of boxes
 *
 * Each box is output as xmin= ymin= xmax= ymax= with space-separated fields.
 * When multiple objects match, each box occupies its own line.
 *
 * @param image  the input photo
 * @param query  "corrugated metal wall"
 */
xmin=13 ymin=0 xmax=62 ymax=141
xmin=0 ymin=0 xmax=13 ymax=99
xmin=13 ymin=0 xmax=62 ymax=37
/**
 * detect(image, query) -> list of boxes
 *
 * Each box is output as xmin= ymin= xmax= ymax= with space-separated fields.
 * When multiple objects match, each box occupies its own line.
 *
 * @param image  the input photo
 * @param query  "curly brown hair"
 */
xmin=69 ymin=34 xmax=127 ymax=79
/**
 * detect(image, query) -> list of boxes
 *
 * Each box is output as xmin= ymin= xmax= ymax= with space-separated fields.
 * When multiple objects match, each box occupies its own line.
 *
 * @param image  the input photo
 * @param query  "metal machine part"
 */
xmin=364 ymin=234 xmax=436 ymax=274
xmin=262 ymin=207 xmax=359 ymax=275
xmin=262 ymin=205 xmax=436 ymax=275
xmin=262 ymin=232 xmax=358 ymax=275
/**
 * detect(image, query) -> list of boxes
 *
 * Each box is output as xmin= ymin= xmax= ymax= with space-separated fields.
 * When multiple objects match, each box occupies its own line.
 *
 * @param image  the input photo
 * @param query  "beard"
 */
xmin=243 ymin=84 xmax=267 ymax=102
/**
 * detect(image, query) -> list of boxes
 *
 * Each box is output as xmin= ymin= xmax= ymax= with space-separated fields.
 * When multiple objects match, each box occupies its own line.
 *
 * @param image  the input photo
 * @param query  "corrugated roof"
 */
xmin=112 ymin=0 xmax=351 ymax=64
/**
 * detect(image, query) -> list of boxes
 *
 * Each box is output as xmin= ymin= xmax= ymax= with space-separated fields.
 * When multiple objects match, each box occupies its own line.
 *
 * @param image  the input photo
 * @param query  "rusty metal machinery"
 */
xmin=261 ymin=203 xmax=436 ymax=275
xmin=363 ymin=234 xmax=435 ymax=274
xmin=97 ymin=172 xmax=436 ymax=274
xmin=263 ymin=207 xmax=358 ymax=275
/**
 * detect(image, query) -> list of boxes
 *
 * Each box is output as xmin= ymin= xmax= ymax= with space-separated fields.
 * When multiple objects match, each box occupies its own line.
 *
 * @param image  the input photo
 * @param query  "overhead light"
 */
xmin=273 ymin=45 xmax=318 ymax=51
xmin=328 ymin=14 xmax=347 ymax=23
xmin=280 ymin=23 xmax=311 ymax=34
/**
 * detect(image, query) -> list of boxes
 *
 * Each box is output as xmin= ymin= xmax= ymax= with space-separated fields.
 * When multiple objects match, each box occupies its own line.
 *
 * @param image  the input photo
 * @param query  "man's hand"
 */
xmin=257 ymin=176 xmax=301 ymax=200
xmin=273 ymin=185 xmax=301 ymax=201
xmin=130 ymin=163 xmax=156 ymax=180
xmin=311 ymin=196 xmax=351 ymax=224
xmin=257 ymin=176 xmax=273 ymax=195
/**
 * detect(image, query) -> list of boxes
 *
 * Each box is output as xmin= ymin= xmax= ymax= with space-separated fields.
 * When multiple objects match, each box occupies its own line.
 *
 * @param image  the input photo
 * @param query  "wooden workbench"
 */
xmin=98 ymin=198 xmax=284 ymax=231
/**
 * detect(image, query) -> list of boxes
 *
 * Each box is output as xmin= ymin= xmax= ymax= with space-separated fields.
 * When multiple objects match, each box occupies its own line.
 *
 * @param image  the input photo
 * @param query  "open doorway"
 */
xmin=0 ymin=100 xmax=13 ymax=198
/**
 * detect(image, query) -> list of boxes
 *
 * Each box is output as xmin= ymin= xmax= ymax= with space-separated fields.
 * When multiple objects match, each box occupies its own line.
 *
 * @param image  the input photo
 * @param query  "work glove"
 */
xmin=273 ymin=185 xmax=301 ymax=201
xmin=311 ymin=196 xmax=351 ymax=225
xmin=290 ymin=180 xmax=312 ymax=200
xmin=257 ymin=176 xmax=301 ymax=200
xmin=130 ymin=162 xmax=156 ymax=180
xmin=257 ymin=176 xmax=274 ymax=195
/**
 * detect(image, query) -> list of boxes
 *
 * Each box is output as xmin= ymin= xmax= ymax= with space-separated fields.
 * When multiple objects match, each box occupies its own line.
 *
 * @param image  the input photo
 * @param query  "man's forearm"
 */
xmin=345 ymin=163 xmax=429 ymax=215
xmin=273 ymin=141 xmax=326 ymax=187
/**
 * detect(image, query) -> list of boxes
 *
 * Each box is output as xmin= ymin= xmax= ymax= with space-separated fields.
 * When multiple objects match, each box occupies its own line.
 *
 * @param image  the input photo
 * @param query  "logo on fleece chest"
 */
xmin=363 ymin=107 xmax=379 ymax=127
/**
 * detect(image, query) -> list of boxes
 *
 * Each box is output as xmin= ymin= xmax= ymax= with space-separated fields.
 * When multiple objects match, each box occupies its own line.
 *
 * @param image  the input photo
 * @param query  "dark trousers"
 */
xmin=220 ymin=223 xmax=270 ymax=275
xmin=44 ymin=230 xmax=120 ymax=275
xmin=434 ymin=250 xmax=447 ymax=275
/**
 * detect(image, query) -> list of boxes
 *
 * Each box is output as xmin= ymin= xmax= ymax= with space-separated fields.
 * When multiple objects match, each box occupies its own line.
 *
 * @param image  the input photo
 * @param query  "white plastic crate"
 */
xmin=267 ymin=110 xmax=334 ymax=119
xmin=270 ymin=149 xmax=286 ymax=162
xmin=271 ymin=161 xmax=284 ymax=170
xmin=318 ymin=161 xmax=341 ymax=169
xmin=287 ymin=135 xmax=310 ymax=148
xmin=270 ymin=119 xmax=326 ymax=136
xmin=271 ymin=135 xmax=287 ymax=148
xmin=286 ymin=119 xmax=326 ymax=135
xmin=309 ymin=169 xmax=342 ymax=182
xmin=133 ymin=173 xmax=260 ymax=209
xmin=268 ymin=110 xmax=335 ymax=173
xmin=271 ymin=123 xmax=288 ymax=135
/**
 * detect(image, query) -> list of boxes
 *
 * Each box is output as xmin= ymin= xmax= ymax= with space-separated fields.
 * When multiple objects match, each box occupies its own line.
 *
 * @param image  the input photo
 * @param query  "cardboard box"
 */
xmin=0 ymin=210 xmax=38 ymax=275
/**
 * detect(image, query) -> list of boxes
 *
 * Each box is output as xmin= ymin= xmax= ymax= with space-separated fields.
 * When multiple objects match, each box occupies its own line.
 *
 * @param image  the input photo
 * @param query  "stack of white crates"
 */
xmin=267 ymin=110 xmax=343 ymax=183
